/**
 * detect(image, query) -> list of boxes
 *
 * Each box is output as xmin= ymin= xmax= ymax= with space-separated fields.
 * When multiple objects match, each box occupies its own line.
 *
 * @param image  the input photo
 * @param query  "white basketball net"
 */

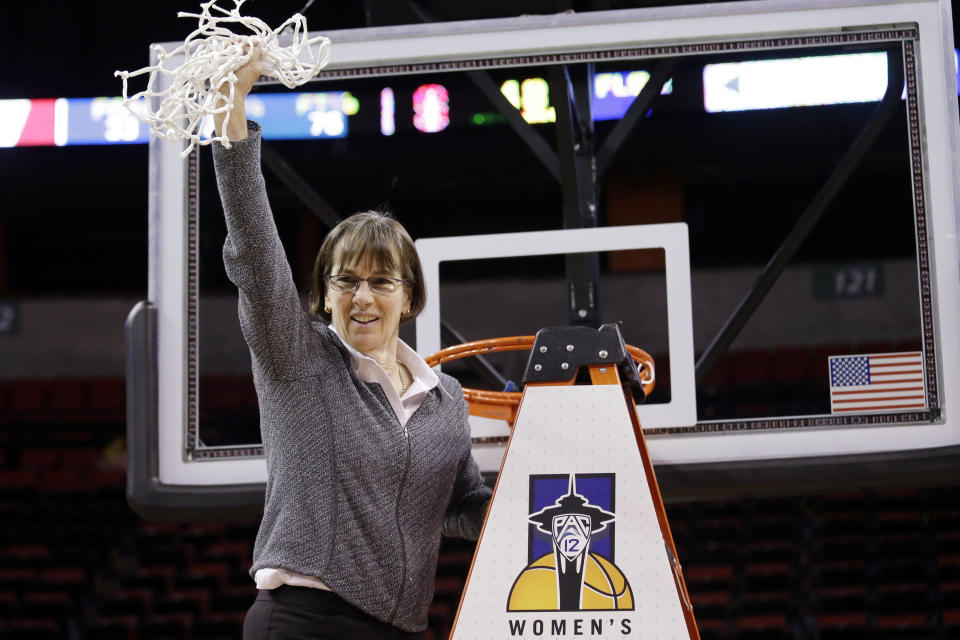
xmin=115 ymin=0 xmax=331 ymax=156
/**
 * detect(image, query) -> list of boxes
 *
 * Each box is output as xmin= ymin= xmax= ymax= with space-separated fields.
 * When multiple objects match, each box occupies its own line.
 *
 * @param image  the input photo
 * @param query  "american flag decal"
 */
xmin=829 ymin=352 xmax=925 ymax=413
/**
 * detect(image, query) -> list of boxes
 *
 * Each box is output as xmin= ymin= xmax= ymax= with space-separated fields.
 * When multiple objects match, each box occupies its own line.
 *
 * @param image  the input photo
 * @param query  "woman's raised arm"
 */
xmin=212 ymin=49 xmax=326 ymax=382
xmin=213 ymin=47 xmax=262 ymax=141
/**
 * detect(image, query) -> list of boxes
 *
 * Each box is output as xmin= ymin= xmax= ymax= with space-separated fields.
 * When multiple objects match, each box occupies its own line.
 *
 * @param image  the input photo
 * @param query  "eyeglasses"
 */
xmin=326 ymin=275 xmax=408 ymax=294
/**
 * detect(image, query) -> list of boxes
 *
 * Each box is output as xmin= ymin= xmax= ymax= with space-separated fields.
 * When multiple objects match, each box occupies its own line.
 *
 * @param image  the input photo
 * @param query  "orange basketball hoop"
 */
xmin=425 ymin=335 xmax=655 ymax=427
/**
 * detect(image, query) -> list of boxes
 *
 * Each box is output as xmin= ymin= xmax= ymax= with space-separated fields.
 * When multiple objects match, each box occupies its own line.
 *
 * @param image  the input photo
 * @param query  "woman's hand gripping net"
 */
xmin=114 ymin=0 xmax=331 ymax=156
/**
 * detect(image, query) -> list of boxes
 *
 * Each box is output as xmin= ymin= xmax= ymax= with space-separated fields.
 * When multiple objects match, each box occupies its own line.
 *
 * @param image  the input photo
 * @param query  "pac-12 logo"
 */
xmin=507 ymin=473 xmax=634 ymax=611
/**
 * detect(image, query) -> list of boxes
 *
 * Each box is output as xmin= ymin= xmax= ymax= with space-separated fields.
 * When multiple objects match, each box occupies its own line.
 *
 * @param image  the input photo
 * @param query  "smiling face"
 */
xmin=324 ymin=255 xmax=412 ymax=360
xmin=310 ymin=211 xmax=427 ymax=334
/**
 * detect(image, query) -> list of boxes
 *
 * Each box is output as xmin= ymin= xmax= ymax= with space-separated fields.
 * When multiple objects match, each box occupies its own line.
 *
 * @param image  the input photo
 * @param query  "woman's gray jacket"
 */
xmin=212 ymin=122 xmax=491 ymax=632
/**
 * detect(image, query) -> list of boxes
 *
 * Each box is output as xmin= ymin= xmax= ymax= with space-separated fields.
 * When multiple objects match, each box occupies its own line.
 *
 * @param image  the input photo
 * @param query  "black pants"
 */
xmin=243 ymin=586 xmax=428 ymax=640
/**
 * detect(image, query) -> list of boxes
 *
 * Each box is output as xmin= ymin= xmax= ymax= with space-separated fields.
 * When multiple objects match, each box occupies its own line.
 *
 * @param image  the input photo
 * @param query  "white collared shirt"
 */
xmin=331 ymin=324 xmax=440 ymax=428
xmin=255 ymin=326 xmax=439 ymax=592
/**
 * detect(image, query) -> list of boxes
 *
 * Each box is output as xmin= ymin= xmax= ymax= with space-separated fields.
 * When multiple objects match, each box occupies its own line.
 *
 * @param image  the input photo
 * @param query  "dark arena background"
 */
xmin=3 ymin=0 xmax=960 ymax=638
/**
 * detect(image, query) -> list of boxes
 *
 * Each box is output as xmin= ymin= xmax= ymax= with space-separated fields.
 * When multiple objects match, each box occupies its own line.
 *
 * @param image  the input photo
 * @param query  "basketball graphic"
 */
xmin=507 ymin=473 xmax=633 ymax=611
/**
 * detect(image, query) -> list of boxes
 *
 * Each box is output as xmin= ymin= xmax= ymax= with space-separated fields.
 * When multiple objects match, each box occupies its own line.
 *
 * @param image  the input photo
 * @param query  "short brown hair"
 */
xmin=308 ymin=211 xmax=426 ymax=324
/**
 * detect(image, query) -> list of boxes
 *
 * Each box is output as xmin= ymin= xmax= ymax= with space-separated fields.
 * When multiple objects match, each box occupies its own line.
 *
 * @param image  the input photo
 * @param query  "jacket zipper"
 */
xmin=388 ymin=421 xmax=412 ymax=624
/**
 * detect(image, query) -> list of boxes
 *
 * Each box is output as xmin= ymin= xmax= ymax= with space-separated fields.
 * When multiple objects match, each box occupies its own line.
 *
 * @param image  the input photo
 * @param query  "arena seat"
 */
xmin=120 ymin=568 xmax=173 ymax=594
xmin=38 ymin=469 xmax=84 ymax=492
xmin=210 ymin=585 xmax=257 ymax=615
xmin=47 ymin=379 xmax=87 ymax=416
xmin=819 ymin=560 xmax=868 ymax=588
xmin=433 ymin=575 xmax=466 ymax=602
xmin=698 ymin=357 xmax=731 ymax=390
xmin=6 ymin=380 xmax=47 ymax=415
xmin=153 ymin=589 xmax=207 ymax=616
xmin=200 ymin=540 xmax=250 ymax=565
xmin=684 ymin=564 xmax=737 ymax=593
xmin=84 ymin=614 xmax=139 ymax=639
xmin=817 ymin=611 xmax=868 ymax=638
xmin=176 ymin=565 xmax=228 ymax=592
xmin=873 ymin=613 xmax=933 ymax=638
xmin=651 ymin=351 xmax=671 ymax=390
xmin=37 ymin=567 xmax=87 ymax=599
xmin=3 ymin=618 xmax=62 ymax=640
xmin=690 ymin=587 xmax=732 ymax=609
xmin=19 ymin=590 xmax=75 ymax=619
xmin=746 ymin=540 xmax=795 ymax=564
xmin=769 ymin=346 xmax=813 ymax=384
xmin=60 ymin=446 xmax=104 ymax=469
xmin=734 ymin=612 xmax=788 ymax=639
xmin=435 ymin=548 xmax=474 ymax=577
xmin=731 ymin=350 xmax=773 ymax=387
xmin=743 ymin=562 xmax=793 ymax=593
xmin=88 ymin=379 xmax=125 ymax=416
xmin=192 ymin=613 xmax=244 ymax=639
xmin=18 ymin=447 xmax=59 ymax=469
xmin=741 ymin=589 xmax=792 ymax=616
xmin=138 ymin=613 xmax=192 ymax=639
xmin=943 ymin=607 xmax=960 ymax=636
xmin=428 ymin=600 xmax=453 ymax=636
xmin=4 ymin=544 xmax=52 ymax=568
xmin=96 ymin=590 xmax=152 ymax=618
xmin=875 ymin=583 xmax=933 ymax=616
xmin=0 ymin=590 xmax=17 ymax=618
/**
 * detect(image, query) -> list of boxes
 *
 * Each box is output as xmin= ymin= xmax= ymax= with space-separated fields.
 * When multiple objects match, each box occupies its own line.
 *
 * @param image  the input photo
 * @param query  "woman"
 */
xmin=212 ymin=51 xmax=491 ymax=639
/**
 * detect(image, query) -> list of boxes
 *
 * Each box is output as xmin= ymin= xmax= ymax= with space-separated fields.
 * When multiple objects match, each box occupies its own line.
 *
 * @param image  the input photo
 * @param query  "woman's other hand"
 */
xmin=214 ymin=45 xmax=264 ymax=142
